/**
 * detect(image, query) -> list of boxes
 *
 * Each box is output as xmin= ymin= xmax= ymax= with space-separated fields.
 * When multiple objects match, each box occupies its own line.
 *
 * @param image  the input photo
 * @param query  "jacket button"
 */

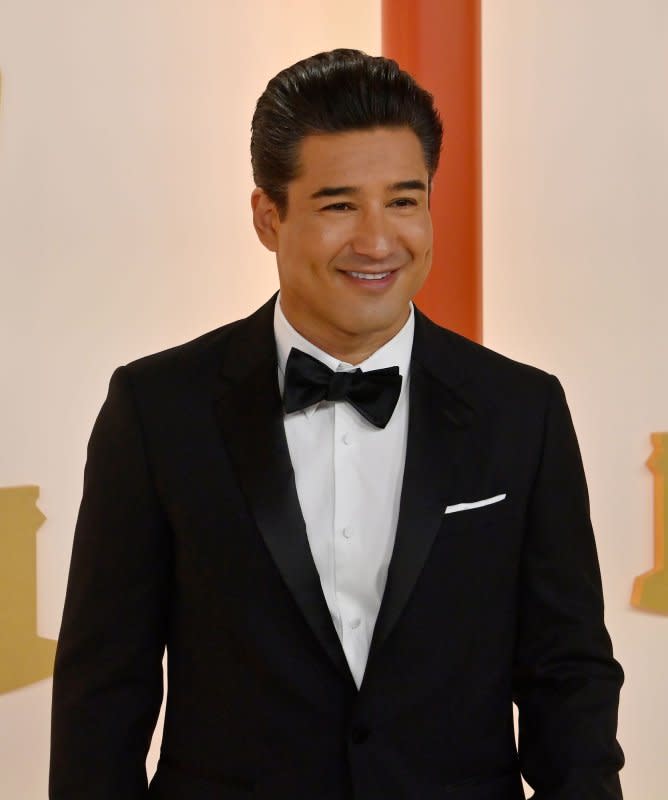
xmin=350 ymin=725 xmax=370 ymax=744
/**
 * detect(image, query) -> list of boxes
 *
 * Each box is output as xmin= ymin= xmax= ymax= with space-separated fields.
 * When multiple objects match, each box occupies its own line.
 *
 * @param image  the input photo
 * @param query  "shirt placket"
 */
xmin=332 ymin=389 xmax=368 ymax=685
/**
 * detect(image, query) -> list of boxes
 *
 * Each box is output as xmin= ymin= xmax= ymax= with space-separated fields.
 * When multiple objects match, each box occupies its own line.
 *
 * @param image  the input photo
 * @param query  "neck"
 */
xmin=292 ymin=335 xmax=381 ymax=366
xmin=279 ymin=301 xmax=410 ymax=365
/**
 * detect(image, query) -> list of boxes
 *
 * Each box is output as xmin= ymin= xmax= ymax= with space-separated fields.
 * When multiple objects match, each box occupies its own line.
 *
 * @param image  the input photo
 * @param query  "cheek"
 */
xmin=313 ymin=222 xmax=352 ymax=258
xmin=398 ymin=214 xmax=432 ymax=256
xmin=413 ymin=217 xmax=433 ymax=253
xmin=281 ymin=222 xmax=345 ymax=267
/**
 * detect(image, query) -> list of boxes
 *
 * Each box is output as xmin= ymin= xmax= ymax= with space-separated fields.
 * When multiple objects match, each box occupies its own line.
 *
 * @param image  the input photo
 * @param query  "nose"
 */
xmin=351 ymin=207 xmax=395 ymax=260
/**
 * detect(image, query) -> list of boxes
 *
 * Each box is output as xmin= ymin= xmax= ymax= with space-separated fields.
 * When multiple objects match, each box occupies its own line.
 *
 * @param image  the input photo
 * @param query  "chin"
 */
xmin=339 ymin=307 xmax=405 ymax=336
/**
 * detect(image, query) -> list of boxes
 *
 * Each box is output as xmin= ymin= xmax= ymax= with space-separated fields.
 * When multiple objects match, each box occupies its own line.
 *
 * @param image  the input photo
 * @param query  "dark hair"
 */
xmin=250 ymin=49 xmax=443 ymax=216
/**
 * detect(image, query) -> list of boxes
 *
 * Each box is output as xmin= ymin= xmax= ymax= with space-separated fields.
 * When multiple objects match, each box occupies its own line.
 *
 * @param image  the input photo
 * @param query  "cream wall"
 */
xmin=0 ymin=2 xmax=380 ymax=797
xmin=483 ymin=1 xmax=668 ymax=798
xmin=2 ymin=1 xmax=666 ymax=797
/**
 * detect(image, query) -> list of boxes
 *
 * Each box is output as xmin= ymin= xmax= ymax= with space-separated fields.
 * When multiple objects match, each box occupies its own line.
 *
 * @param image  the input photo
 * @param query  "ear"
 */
xmin=251 ymin=188 xmax=280 ymax=252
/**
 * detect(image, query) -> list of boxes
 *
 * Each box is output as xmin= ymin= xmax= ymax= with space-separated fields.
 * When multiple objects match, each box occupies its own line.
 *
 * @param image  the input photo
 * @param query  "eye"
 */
xmin=390 ymin=197 xmax=419 ymax=208
xmin=321 ymin=202 xmax=355 ymax=212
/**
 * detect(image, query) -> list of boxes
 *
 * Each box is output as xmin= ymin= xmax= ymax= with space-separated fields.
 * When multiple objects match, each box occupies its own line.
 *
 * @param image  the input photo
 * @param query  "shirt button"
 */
xmin=341 ymin=433 xmax=351 ymax=445
xmin=341 ymin=527 xmax=352 ymax=539
xmin=350 ymin=618 xmax=361 ymax=630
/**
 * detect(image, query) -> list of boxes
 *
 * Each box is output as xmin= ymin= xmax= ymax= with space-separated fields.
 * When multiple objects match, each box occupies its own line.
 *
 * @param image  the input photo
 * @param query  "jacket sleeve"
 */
xmin=50 ymin=366 xmax=170 ymax=799
xmin=512 ymin=375 xmax=624 ymax=799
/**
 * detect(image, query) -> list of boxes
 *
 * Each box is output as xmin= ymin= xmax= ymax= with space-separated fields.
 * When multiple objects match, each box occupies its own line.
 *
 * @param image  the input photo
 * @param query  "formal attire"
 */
xmin=275 ymin=297 xmax=413 ymax=687
xmin=50 ymin=294 xmax=624 ymax=799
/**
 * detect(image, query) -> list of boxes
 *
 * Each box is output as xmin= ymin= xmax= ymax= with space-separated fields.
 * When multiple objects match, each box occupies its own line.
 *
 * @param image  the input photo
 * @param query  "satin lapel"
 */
xmin=368 ymin=312 xmax=476 ymax=663
xmin=214 ymin=299 xmax=351 ymax=680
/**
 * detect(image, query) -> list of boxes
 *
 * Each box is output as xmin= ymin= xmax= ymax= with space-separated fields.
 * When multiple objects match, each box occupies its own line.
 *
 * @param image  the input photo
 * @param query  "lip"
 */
xmin=338 ymin=268 xmax=399 ymax=289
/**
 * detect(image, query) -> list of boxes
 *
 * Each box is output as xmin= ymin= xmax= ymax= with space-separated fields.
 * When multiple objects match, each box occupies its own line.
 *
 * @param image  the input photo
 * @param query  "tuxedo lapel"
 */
xmin=368 ymin=310 xmax=476 ymax=663
xmin=214 ymin=297 xmax=351 ymax=681
xmin=214 ymin=299 xmax=476 ymax=683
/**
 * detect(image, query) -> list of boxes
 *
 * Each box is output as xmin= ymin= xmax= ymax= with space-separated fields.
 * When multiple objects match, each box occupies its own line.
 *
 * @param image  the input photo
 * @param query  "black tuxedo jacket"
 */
xmin=50 ymin=296 xmax=624 ymax=799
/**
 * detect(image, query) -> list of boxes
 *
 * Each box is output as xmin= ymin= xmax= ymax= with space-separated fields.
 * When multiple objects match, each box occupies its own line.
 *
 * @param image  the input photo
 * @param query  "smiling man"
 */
xmin=50 ymin=50 xmax=624 ymax=799
xmin=252 ymin=126 xmax=432 ymax=364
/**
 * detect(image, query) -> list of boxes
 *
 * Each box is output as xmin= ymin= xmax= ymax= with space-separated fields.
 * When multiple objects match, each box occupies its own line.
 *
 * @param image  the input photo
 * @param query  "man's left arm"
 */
xmin=513 ymin=375 xmax=624 ymax=799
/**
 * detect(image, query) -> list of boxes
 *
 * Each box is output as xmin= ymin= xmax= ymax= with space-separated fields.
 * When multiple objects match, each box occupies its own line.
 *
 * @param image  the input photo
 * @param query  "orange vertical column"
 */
xmin=382 ymin=0 xmax=482 ymax=341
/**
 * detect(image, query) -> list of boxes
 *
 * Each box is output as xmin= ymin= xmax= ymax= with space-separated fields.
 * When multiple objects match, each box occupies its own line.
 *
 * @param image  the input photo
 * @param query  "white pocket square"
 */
xmin=444 ymin=493 xmax=507 ymax=515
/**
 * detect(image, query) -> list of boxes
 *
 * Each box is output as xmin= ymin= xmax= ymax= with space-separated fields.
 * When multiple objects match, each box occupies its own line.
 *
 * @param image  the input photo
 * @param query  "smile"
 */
xmin=346 ymin=271 xmax=392 ymax=281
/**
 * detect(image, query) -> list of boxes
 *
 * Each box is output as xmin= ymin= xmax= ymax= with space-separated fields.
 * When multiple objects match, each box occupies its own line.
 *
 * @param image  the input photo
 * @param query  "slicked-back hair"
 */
xmin=250 ymin=49 xmax=443 ymax=218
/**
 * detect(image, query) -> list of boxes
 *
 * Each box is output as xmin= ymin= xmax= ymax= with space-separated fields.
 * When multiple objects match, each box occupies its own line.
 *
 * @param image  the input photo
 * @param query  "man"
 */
xmin=50 ymin=49 xmax=624 ymax=799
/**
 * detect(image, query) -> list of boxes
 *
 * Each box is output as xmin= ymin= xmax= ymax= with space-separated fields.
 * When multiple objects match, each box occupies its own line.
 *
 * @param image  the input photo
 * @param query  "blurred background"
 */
xmin=0 ymin=2 xmax=666 ymax=797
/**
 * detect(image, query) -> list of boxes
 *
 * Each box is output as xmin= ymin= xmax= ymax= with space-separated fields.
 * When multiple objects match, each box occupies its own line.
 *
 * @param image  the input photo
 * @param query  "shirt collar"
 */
xmin=274 ymin=294 xmax=414 ymax=417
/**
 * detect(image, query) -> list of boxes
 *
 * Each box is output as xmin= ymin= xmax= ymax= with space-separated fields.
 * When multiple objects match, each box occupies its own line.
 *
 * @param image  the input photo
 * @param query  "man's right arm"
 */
xmin=512 ymin=376 xmax=624 ymax=798
xmin=50 ymin=367 xmax=170 ymax=799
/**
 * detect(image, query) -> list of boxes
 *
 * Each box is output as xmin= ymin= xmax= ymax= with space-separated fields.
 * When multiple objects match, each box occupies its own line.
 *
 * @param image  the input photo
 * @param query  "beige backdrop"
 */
xmin=1 ymin=1 xmax=666 ymax=798
xmin=483 ymin=2 xmax=668 ymax=798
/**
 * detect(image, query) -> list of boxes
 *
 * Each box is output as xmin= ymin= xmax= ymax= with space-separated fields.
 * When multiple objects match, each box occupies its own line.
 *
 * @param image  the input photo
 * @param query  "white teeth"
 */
xmin=349 ymin=271 xmax=391 ymax=280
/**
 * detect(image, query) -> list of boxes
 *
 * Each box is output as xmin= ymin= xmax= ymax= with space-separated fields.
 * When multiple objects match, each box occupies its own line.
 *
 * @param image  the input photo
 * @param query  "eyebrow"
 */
xmin=390 ymin=179 xmax=428 ymax=193
xmin=310 ymin=179 xmax=428 ymax=200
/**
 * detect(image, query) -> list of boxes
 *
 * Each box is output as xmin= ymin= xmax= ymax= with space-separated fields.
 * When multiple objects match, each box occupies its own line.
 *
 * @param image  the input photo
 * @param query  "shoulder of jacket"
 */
xmin=415 ymin=309 xmax=556 ymax=393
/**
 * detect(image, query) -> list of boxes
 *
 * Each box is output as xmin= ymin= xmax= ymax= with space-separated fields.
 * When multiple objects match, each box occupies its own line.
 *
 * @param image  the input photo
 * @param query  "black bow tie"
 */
xmin=283 ymin=347 xmax=402 ymax=429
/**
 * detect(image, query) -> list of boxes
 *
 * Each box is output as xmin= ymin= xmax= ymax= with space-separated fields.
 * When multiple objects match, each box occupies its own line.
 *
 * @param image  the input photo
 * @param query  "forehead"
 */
xmin=292 ymin=127 xmax=428 ymax=189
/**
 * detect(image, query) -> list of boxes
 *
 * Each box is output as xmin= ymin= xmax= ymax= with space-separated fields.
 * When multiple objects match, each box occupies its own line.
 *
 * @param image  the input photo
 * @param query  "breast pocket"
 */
xmin=436 ymin=495 xmax=525 ymax=588
xmin=442 ymin=496 xmax=520 ymax=534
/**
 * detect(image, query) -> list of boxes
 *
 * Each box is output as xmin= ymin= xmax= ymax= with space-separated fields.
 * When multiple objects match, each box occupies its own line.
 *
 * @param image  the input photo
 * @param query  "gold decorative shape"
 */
xmin=0 ymin=486 xmax=57 ymax=693
xmin=632 ymin=433 xmax=668 ymax=615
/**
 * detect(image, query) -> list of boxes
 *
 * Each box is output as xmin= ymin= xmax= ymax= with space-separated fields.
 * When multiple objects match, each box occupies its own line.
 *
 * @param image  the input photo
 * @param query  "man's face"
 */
xmin=252 ymin=127 xmax=433 ymax=359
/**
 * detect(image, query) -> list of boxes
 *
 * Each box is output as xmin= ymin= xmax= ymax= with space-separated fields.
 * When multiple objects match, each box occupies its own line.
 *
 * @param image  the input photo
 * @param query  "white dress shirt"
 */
xmin=274 ymin=297 xmax=414 ymax=687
